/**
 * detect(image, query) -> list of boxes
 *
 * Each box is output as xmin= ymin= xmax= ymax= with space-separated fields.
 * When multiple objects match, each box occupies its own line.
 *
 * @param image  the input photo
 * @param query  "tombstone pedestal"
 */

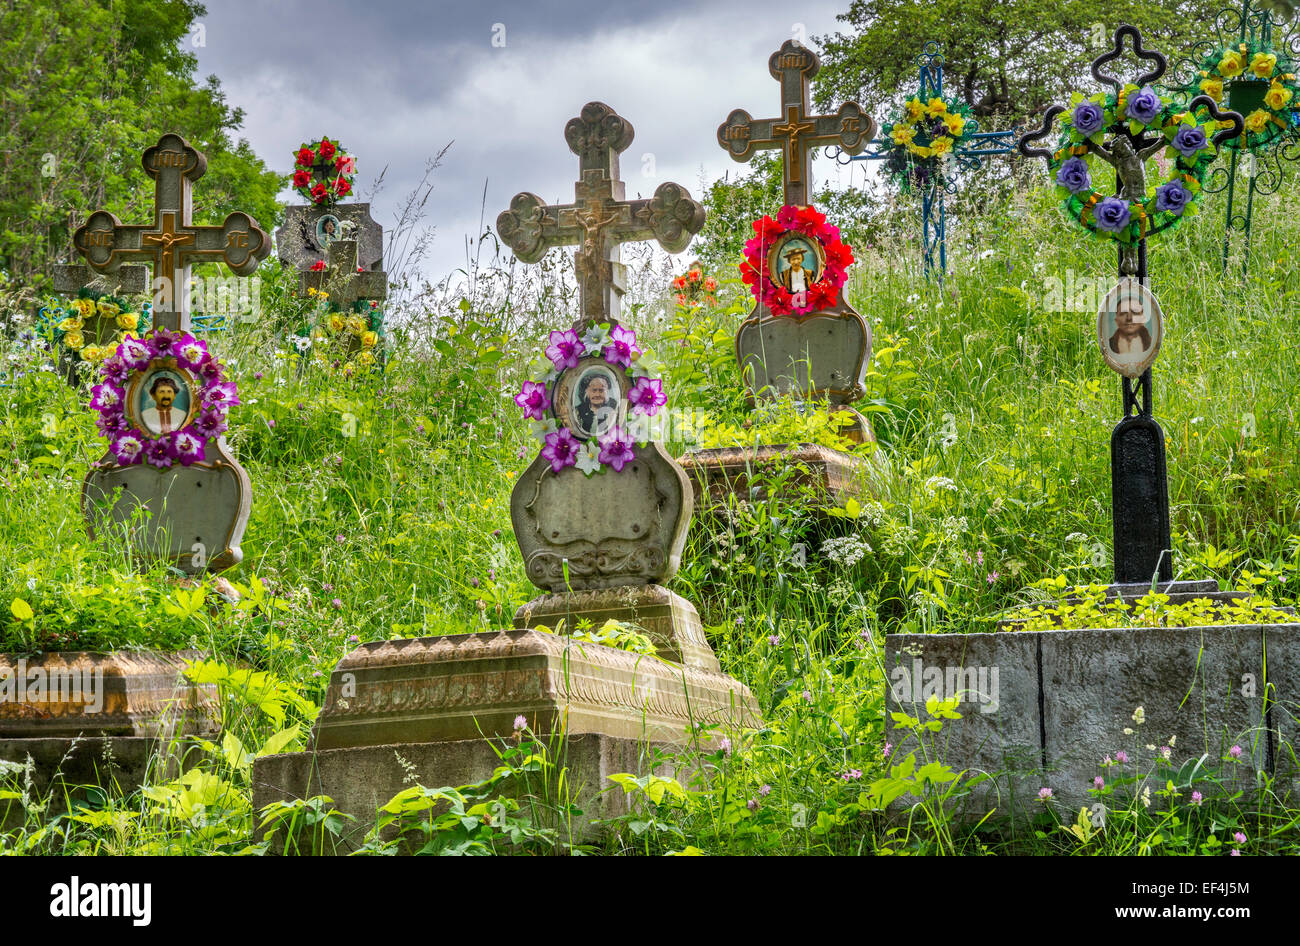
xmin=883 ymin=580 xmax=1300 ymax=824
xmin=680 ymin=442 xmax=875 ymax=511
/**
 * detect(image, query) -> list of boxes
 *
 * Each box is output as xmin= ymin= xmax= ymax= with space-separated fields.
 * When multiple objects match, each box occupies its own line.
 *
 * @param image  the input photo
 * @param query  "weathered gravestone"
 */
xmin=881 ymin=28 xmax=1280 ymax=827
xmin=38 ymin=263 xmax=149 ymax=383
xmin=251 ymin=105 xmax=759 ymax=849
xmin=73 ymin=132 xmax=271 ymax=574
xmin=275 ymin=137 xmax=387 ymax=369
xmin=681 ymin=41 xmax=880 ymax=508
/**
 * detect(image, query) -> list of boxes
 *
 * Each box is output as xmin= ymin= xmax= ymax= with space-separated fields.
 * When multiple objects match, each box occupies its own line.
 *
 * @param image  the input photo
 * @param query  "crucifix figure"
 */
xmin=1019 ymin=25 xmax=1242 ymax=584
xmin=73 ymin=133 xmax=270 ymax=332
xmin=497 ymin=101 xmax=705 ymax=327
xmin=717 ymin=39 xmax=875 ymax=207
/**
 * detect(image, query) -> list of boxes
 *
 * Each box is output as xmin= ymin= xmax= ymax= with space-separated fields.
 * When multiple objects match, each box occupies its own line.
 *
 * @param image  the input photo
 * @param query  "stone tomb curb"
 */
xmin=884 ymin=621 xmax=1300 ymax=824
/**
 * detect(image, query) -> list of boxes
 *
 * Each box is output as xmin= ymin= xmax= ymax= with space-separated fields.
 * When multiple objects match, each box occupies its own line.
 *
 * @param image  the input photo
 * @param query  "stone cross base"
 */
xmin=678 ymin=442 xmax=877 ymax=510
xmin=0 ymin=650 xmax=219 ymax=739
xmin=253 ymin=733 xmax=689 ymax=852
xmin=883 ymin=581 xmax=1300 ymax=824
xmin=514 ymin=584 xmax=719 ymax=672
xmin=309 ymin=629 xmax=758 ymax=752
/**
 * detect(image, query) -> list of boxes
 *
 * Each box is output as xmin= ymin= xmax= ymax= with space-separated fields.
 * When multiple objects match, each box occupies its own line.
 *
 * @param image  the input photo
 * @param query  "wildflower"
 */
xmin=768 ymin=635 xmax=780 ymax=646
xmin=254 ymin=371 xmax=263 ymax=380
xmin=1168 ymin=735 xmax=1176 ymax=746
xmin=1141 ymin=786 xmax=1151 ymax=808
xmin=1159 ymin=746 xmax=1171 ymax=760
xmin=335 ymin=534 xmax=345 ymax=544
xmin=801 ymin=690 xmax=812 ymax=704
xmin=347 ymin=635 xmax=359 ymax=643
xmin=883 ymin=742 xmax=892 ymax=758
xmin=759 ymin=784 xmax=771 ymax=797
xmin=1093 ymin=776 xmax=1104 ymax=789
xmin=1230 ymin=848 xmax=1241 ymax=856
xmin=1190 ymin=791 xmax=1203 ymax=806
xmin=1101 ymin=755 xmax=1112 ymax=767
xmin=1123 ymin=727 xmax=1134 ymax=736
xmin=513 ymin=714 xmax=527 ymax=731
xmin=1233 ymin=831 xmax=1247 ymax=844
xmin=986 ymin=572 xmax=1000 ymax=584
xmin=1131 ymin=706 xmax=1145 ymax=725
xmin=841 ymin=769 xmax=862 ymax=781
xmin=312 ymin=670 xmax=322 ymax=678
xmin=720 ymin=736 xmax=732 ymax=756
xmin=1037 ymin=787 xmax=1054 ymax=801
xmin=331 ymin=598 xmax=342 ymax=609
xmin=1115 ymin=750 xmax=1128 ymax=764
xmin=746 ymin=799 xmax=758 ymax=811
xmin=1229 ymin=745 xmax=1243 ymax=758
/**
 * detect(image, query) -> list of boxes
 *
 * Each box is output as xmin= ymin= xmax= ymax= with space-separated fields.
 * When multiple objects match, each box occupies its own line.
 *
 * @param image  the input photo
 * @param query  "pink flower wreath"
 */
xmin=741 ymin=204 xmax=853 ymax=317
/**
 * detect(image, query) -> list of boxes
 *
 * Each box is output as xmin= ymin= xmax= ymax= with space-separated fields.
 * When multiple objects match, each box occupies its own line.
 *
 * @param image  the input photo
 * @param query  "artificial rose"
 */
xmin=292 ymin=169 xmax=311 ymax=188
xmin=1092 ymin=196 xmax=1132 ymax=232
xmin=335 ymin=155 xmax=356 ymax=175
xmin=1245 ymin=109 xmax=1271 ymax=133
xmin=545 ymin=329 xmax=585 ymax=371
xmin=1072 ymin=101 xmax=1105 ymax=136
xmin=310 ymin=183 xmax=328 ymax=203
xmin=116 ymin=311 xmax=139 ymax=331
xmin=1265 ymin=82 xmax=1294 ymax=110
xmin=318 ymin=138 xmax=337 ymax=160
xmin=1125 ymin=85 xmax=1162 ymax=125
xmin=1171 ymin=124 xmax=1208 ymax=158
xmin=514 ymin=380 xmax=550 ymax=421
xmin=1251 ymin=52 xmax=1278 ymax=79
xmin=1199 ymin=77 xmax=1225 ymax=101
xmin=1220 ymin=49 xmax=1246 ymax=78
xmin=310 ymin=260 xmax=327 ymax=272
xmin=334 ymin=177 xmax=351 ymax=197
xmin=1055 ymin=155 xmax=1092 ymax=194
xmin=296 ymin=147 xmax=315 ymax=167
xmin=1155 ymin=179 xmax=1192 ymax=215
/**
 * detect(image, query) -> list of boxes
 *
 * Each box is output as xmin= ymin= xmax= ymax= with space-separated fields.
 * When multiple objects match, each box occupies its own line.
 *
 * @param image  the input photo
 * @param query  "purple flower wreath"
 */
xmin=516 ymin=322 xmax=667 ymax=475
xmin=90 ymin=330 xmax=234 ymax=471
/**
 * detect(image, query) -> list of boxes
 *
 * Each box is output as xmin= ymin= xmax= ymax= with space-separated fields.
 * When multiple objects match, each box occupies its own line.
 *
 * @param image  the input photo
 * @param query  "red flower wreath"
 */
xmin=292 ymin=136 xmax=357 ymax=207
xmin=741 ymin=204 xmax=853 ymax=316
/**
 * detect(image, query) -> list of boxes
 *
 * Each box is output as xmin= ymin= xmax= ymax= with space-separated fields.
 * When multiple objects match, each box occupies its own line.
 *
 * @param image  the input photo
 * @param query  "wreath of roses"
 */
xmin=513 ymin=322 xmax=667 ymax=476
xmin=1048 ymin=85 xmax=1225 ymax=245
xmin=37 ymin=292 xmax=143 ymax=365
xmin=741 ymin=204 xmax=852 ymax=316
xmin=291 ymin=136 xmax=357 ymax=206
xmin=90 ymin=329 xmax=236 ymax=471
xmin=1179 ymin=41 xmax=1300 ymax=151
xmin=880 ymin=94 xmax=975 ymax=191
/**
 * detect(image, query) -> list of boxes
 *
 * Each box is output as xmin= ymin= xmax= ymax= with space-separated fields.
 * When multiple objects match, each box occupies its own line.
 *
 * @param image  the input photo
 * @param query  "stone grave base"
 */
xmin=252 ymin=733 xmax=685 ymax=852
xmin=514 ymin=584 xmax=719 ymax=672
xmin=883 ymin=581 xmax=1300 ymax=826
xmin=0 ymin=736 xmax=208 ymax=830
xmin=309 ymin=629 xmax=758 ymax=751
xmin=0 ymin=650 xmax=219 ymax=739
xmin=678 ymin=443 xmax=874 ymax=510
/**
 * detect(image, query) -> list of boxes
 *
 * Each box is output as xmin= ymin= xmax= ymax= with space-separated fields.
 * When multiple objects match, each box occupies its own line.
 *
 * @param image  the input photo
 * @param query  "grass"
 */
xmin=2 ymin=162 xmax=1300 ymax=854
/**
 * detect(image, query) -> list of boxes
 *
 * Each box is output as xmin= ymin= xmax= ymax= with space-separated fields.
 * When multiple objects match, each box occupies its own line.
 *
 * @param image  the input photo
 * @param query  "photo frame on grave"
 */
xmin=315 ymin=214 xmax=342 ymax=251
xmin=551 ymin=356 xmax=628 ymax=441
xmin=1096 ymin=278 xmax=1163 ymax=379
xmin=127 ymin=360 xmax=200 ymax=438
xmin=767 ymin=233 xmax=826 ymax=296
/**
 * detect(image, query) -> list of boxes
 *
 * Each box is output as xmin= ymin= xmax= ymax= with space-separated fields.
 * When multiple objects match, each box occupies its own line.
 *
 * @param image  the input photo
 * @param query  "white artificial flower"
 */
xmin=581 ymin=323 xmax=611 ymax=353
xmin=574 ymin=440 xmax=602 ymax=475
xmin=529 ymin=417 xmax=558 ymax=441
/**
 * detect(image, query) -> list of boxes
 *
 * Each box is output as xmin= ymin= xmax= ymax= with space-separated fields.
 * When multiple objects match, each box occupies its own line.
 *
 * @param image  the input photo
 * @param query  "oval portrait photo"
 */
xmin=315 ymin=213 xmax=342 ymax=250
xmin=1097 ymin=278 xmax=1163 ymax=379
xmin=551 ymin=358 xmax=625 ymax=440
xmin=767 ymin=234 xmax=825 ymax=296
xmin=131 ymin=367 xmax=195 ymax=436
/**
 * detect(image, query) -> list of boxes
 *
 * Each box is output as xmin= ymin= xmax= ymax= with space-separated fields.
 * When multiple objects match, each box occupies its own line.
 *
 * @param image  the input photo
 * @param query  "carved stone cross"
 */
xmin=497 ymin=102 xmax=705 ymax=327
xmin=300 ymin=239 xmax=387 ymax=308
xmin=73 ymin=133 xmax=271 ymax=332
xmin=718 ymin=40 xmax=876 ymax=207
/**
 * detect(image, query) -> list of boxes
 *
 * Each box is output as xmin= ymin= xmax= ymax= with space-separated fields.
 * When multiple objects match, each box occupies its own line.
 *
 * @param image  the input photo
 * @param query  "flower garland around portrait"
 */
xmin=292 ymin=136 xmax=357 ymax=207
xmin=1179 ymin=40 xmax=1300 ymax=151
xmin=1049 ymin=85 xmax=1225 ymax=245
xmin=514 ymin=322 xmax=668 ymax=476
xmin=36 ymin=290 xmax=143 ymax=365
xmin=741 ymin=204 xmax=853 ymax=316
xmin=90 ymin=329 xmax=236 ymax=471
xmin=880 ymin=93 xmax=975 ymax=192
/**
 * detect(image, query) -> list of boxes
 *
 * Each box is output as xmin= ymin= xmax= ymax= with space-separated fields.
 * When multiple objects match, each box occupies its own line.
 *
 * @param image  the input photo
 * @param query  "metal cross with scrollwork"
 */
xmin=832 ymin=42 xmax=1019 ymax=279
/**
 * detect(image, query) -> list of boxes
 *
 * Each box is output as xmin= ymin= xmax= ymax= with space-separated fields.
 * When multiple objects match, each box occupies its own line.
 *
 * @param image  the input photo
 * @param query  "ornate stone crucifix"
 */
xmin=718 ymin=39 xmax=876 ymax=206
xmin=496 ymin=101 xmax=705 ymax=327
xmin=73 ymin=133 xmax=270 ymax=332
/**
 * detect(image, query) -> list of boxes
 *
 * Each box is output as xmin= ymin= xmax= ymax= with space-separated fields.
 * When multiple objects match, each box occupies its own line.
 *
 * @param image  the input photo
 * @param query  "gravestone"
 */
xmin=682 ymin=41 xmax=879 ymax=509
xmin=40 ymin=263 xmax=149 ymax=383
xmin=274 ymin=141 xmax=386 ymax=367
xmin=252 ymin=105 xmax=758 ymax=850
xmin=73 ymin=132 xmax=271 ymax=573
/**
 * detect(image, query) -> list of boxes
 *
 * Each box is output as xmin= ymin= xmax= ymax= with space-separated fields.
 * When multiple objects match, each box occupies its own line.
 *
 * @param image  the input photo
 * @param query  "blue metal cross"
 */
xmin=834 ymin=42 xmax=1019 ymax=279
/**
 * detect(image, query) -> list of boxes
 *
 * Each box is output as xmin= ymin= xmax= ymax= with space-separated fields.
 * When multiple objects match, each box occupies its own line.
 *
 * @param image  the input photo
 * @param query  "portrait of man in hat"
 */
xmin=776 ymin=240 xmax=819 ymax=295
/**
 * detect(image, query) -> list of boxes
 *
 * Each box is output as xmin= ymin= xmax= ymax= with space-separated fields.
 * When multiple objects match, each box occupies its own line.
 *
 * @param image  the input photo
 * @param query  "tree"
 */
xmin=0 ymin=0 xmax=283 ymax=288
xmin=813 ymin=0 xmax=1223 ymax=127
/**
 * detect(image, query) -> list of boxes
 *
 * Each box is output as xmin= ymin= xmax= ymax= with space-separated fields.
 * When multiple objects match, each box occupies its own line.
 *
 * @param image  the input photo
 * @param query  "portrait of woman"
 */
xmin=315 ymin=214 xmax=341 ymax=249
xmin=1097 ymin=278 xmax=1163 ymax=379
xmin=572 ymin=366 xmax=619 ymax=438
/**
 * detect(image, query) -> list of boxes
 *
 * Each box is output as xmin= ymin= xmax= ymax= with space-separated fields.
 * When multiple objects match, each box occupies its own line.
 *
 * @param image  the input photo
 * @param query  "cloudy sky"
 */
xmin=192 ymin=0 xmax=875 ymax=286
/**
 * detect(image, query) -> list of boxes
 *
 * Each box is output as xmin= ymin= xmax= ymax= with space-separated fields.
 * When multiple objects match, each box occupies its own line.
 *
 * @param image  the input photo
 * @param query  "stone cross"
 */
xmin=300 ymin=239 xmax=387 ymax=308
xmin=718 ymin=40 xmax=875 ymax=207
xmin=497 ymin=101 xmax=705 ymax=327
xmin=72 ymin=133 xmax=270 ymax=333
xmin=50 ymin=263 xmax=148 ymax=299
